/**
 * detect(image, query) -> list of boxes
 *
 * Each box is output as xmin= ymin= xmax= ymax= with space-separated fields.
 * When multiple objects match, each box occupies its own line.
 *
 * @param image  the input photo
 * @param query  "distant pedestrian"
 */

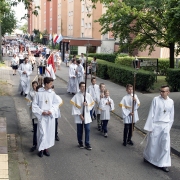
xmin=91 ymin=57 xmax=97 ymax=78
xmin=143 ymin=85 xmax=174 ymax=172
xmin=99 ymin=89 xmax=114 ymax=137
xmin=79 ymin=53 xmax=86 ymax=68
xmin=64 ymin=51 xmax=69 ymax=67
xmin=119 ymin=84 xmax=140 ymax=146
xmin=11 ymin=54 xmax=19 ymax=75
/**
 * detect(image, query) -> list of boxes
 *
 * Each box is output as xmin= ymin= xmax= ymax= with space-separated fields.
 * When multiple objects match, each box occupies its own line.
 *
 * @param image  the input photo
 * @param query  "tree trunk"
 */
xmin=169 ymin=43 xmax=175 ymax=68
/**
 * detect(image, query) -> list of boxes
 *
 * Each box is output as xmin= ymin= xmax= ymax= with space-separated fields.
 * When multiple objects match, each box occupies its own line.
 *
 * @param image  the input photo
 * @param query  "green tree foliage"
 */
xmin=19 ymin=23 xmax=28 ymax=34
xmin=90 ymin=0 xmax=180 ymax=68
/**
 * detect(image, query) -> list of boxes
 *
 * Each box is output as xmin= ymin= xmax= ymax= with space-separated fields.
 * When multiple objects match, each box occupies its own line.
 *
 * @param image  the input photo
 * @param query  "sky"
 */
xmin=11 ymin=2 xmax=27 ymax=26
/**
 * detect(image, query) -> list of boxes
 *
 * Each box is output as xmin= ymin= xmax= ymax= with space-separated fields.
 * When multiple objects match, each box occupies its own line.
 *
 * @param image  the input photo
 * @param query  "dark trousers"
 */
xmin=123 ymin=123 xmax=134 ymax=143
xmin=77 ymin=123 xmax=90 ymax=146
xmin=102 ymin=120 xmax=108 ymax=133
xmin=32 ymin=119 xmax=37 ymax=146
xmin=55 ymin=118 xmax=58 ymax=137
xmin=90 ymin=108 xmax=96 ymax=120
xmin=97 ymin=114 xmax=101 ymax=126
xmin=46 ymin=54 xmax=50 ymax=59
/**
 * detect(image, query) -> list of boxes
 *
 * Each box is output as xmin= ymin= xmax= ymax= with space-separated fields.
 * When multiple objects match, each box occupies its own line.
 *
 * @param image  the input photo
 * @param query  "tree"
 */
xmin=19 ymin=23 xmax=28 ymax=34
xmin=90 ymin=0 xmax=180 ymax=68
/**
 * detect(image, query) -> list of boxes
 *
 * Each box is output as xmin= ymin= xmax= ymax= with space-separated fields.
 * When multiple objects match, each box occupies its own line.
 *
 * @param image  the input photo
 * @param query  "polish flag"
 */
xmin=53 ymin=34 xmax=58 ymax=43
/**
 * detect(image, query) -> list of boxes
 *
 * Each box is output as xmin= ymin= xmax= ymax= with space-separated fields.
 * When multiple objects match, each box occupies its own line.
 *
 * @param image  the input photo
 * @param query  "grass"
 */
xmin=150 ymin=76 xmax=166 ymax=92
xmin=0 ymin=80 xmax=9 ymax=96
xmin=0 ymin=61 xmax=5 ymax=67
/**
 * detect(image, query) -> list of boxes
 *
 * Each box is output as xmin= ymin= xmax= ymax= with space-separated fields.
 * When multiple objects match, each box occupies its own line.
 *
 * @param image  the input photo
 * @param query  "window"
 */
xmin=71 ymin=25 xmax=73 ymax=30
xmin=88 ymin=23 xmax=91 ymax=28
xmin=81 ymin=18 xmax=84 ymax=26
xmin=82 ymin=4 xmax=84 ymax=12
xmin=85 ymin=23 xmax=87 ymax=28
xmin=81 ymin=33 xmax=84 ymax=37
xmin=69 ymin=25 xmax=70 ymax=30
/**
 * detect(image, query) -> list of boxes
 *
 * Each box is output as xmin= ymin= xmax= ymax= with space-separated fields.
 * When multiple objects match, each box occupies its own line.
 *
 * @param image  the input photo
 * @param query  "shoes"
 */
xmin=144 ymin=158 xmax=148 ymax=163
xmin=98 ymin=126 xmax=101 ymax=131
xmin=43 ymin=149 xmax=50 ymax=156
xmin=55 ymin=136 xmax=60 ymax=141
xmin=20 ymin=91 xmax=23 ymax=96
xmin=78 ymin=144 xmax=84 ymax=149
xmin=13 ymin=74 xmax=14 ymax=76
xmin=38 ymin=151 xmax=43 ymax=157
xmin=30 ymin=146 xmax=36 ymax=152
xmin=85 ymin=145 xmax=92 ymax=150
xmin=123 ymin=142 xmax=127 ymax=146
xmin=104 ymin=133 xmax=108 ymax=138
xmin=161 ymin=167 xmax=169 ymax=172
xmin=24 ymin=94 xmax=27 ymax=97
xmin=127 ymin=140 xmax=134 ymax=146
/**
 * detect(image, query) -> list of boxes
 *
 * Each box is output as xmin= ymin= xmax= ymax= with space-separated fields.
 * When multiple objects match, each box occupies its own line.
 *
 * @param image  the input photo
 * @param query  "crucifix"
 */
xmin=45 ymin=100 xmax=48 ymax=104
xmin=163 ymin=110 xmax=166 ymax=113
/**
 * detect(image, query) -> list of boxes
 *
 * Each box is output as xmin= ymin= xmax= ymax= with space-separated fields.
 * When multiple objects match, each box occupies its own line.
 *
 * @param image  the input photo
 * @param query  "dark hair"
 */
xmin=94 ymin=57 xmax=96 ymax=60
xmin=161 ymin=85 xmax=169 ymax=89
xmin=99 ymin=83 xmax=105 ymax=88
xmin=73 ymin=55 xmax=76 ymax=58
xmin=51 ymin=85 xmax=54 ymax=89
xmin=79 ymin=81 xmax=85 ymax=88
xmin=44 ymin=77 xmax=54 ymax=85
xmin=72 ymin=59 xmax=76 ymax=63
xmin=126 ymin=84 xmax=133 ymax=89
xmin=32 ymin=81 xmax=38 ymax=86
xmin=91 ymin=77 xmax=96 ymax=82
xmin=24 ymin=57 xmax=28 ymax=61
xmin=36 ymin=85 xmax=42 ymax=92
xmin=76 ymin=60 xmax=81 ymax=64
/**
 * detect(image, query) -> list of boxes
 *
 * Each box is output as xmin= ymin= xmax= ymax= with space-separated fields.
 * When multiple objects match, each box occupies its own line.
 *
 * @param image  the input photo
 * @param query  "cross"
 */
xmin=163 ymin=110 xmax=166 ymax=113
xmin=45 ymin=100 xmax=48 ymax=104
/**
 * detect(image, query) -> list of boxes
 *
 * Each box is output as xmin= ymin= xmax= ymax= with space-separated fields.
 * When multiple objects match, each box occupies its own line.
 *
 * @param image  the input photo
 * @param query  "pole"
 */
xmin=0 ymin=19 xmax=2 ymax=62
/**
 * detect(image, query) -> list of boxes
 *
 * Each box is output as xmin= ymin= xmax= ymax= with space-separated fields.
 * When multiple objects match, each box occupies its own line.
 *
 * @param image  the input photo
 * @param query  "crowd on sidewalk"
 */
xmin=2 ymin=38 xmax=175 ymax=173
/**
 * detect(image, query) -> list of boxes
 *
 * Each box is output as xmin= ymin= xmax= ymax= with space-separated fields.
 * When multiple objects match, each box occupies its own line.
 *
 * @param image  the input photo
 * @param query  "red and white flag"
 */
xmin=47 ymin=53 xmax=56 ymax=73
xmin=53 ymin=34 xmax=58 ymax=43
xmin=56 ymin=34 xmax=63 ymax=43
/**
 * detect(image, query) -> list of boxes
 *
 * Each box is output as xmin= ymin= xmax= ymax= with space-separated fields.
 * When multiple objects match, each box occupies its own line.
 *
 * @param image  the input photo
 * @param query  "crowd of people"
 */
xmin=1 ymin=38 xmax=174 ymax=173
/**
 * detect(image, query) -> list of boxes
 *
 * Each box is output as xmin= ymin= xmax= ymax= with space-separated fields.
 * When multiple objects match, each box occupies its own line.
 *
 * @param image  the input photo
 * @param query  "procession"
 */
xmin=2 ymin=38 xmax=173 ymax=175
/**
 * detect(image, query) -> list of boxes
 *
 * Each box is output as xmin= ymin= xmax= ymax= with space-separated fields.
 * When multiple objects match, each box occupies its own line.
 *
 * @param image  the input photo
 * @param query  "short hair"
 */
xmin=76 ymin=60 xmax=81 ymax=64
xmin=36 ymin=85 xmax=42 ymax=92
xmin=94 ymin=57 xmax=97 ymax=60
xmin=91 ymin=77 xmax=96 ymax=82
xmin=161 ymin=85 xmax=169 ymax=89
xmin=104 ymin=89 xmax=109 ymax=94
xmin=79 ymin=81 xmax=85 ymax=88
xmin=44 ymin=77 xmax=53 ymax=85
xmin=126 ymin=84 xmax=133 ymax=89
xmin=32 ymin=81 xmax=38 ymax=86
xmin=99 ymin=83 xmax=105 ymax=88
xmin=24 ymin=57 xmax=28 ymax=61
xmin=51 ymin=85 xmax=54 ymax=89
xmin=72 ymin=59 xmax=76 ymax=63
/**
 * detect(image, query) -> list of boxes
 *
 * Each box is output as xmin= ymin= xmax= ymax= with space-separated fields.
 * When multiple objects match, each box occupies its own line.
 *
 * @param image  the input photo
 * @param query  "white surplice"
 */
xmin=18 ymin=63 xmax=32 ymax=94
xmin=99 ymin=96 xmax=115 ymax=120
xmin=96 ymin=90 xmax=105 ymax=114
xmin=45 ymin=64 xmax=56 ymax=80
xmin=143 ymin=95 xmax=174 ymax=167
xmin=70 ymin=91 xmax=94 ymax=124
xmin=32 ymin=87 xmax=61 ymax=151
xmin=67 ymin=63 xmax=77 ymax=93
xmin=54 ymin=94 xmax=63 ymax=118
xmin=75 ymin=64 xmax=84 ymax=92
xmin=119 ymin=94 xmax=140 ymax=124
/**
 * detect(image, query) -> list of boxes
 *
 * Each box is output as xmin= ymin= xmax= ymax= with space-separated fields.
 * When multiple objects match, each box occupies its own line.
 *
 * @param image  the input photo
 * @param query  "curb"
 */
xmin=55 ymin=73 xmax=180 ymax=158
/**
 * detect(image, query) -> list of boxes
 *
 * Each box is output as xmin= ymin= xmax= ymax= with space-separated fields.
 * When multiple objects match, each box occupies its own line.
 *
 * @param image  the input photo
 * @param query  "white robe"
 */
xmin=143 ymin=95 xmax=174 ymax=167
xmin=45 ymin=64 xmax=56 ymax=80
xmin=99 ymin=97 xmax=115 ymax=120
xmin=119 ymin=94 xmax=140 ymax=124
xmin=32 ymin=88 xmax=61 ymax=151
xmin=75 ymin=64 xmax=84 ymax=92
xmin=87 ymin=84 xmax=100 ymax=115
xmin=54 ymin=94 xmax=63 ymax=118
xmin=67 ymin=63 xmax=77 ymax=93
xmin=97 ymin=90 xmax=105 ymax=114
xmin=70 ymin=91 xmax=94 ymax=124
xmin=18 ymin=63 xmax=32 ymax=94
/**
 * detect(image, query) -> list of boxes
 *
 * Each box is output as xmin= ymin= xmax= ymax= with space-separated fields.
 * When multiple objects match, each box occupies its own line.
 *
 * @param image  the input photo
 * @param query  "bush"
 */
xmin=166 ymin=68 xmax=180 ymax=91
xmin=92 ymin=58 xmax=156 ymax=91
xmin=88 ymin=53 xmax=117 ymax=63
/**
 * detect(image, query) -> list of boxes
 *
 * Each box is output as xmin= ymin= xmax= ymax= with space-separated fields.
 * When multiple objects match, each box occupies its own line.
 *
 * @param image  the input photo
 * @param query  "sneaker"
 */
xmin=104 ymin=133 xmax=108 ymax=138
xmin=78 ymin=144 xmax=84 ymax=149
xmin=127 ymin=140 xmax=134 ymax=146
xmin=85 ymin=145 xmax=92 ymax=150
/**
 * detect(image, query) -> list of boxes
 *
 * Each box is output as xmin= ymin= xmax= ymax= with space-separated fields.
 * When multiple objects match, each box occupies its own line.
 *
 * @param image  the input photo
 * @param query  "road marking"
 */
xmin=62 ymin=114 xmax=76 ymax=133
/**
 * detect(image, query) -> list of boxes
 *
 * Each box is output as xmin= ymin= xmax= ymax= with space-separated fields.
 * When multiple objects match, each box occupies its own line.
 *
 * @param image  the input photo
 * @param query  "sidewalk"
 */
xmin=55 ymin=62 xmax=180 ymax=156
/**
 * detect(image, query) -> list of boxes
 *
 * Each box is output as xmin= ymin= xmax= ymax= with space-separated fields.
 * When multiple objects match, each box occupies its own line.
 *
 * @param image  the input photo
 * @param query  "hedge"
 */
xmin=115 ymin=56 xmax=172 ymax=75
xmin=166 ymin=69 xmax=180 ymax=92
xmin=88 ymin=53 xmax=128 ymax=63
xmin=88 ymin=58 xmax=156 ymax=91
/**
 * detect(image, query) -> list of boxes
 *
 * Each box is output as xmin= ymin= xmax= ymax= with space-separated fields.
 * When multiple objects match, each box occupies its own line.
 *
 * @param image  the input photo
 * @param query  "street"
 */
xmin=0 ymin=59 xmax=178 ymax=180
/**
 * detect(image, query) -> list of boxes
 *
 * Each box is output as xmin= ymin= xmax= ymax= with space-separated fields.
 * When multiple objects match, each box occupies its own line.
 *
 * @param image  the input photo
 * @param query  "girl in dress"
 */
xmin=11 ymin=54 xmax=19 ymax=75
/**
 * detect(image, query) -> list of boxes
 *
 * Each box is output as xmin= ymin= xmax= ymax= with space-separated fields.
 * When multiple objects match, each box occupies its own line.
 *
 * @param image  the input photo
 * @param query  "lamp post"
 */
xmin=131 ymin=56 xmax=140 ymax=135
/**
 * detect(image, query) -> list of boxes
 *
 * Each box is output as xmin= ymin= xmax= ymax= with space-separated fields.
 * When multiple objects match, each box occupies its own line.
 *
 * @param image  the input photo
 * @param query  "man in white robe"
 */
xmin=70 ymin=82 xmax=94 ymax=150
xmin=32 ymin=77 xmax=60 ymax=157
xmin=67 ymin=59 xmax=77 ymax=94
xmin=87 ymin=77 xmax=100 ymax=120
xmin=75 ymin=60 xmax=84 ymax=93
xmin=18 ymin=57 xmax=32 ymax=96
xmin=119 ymin=84 xmax=140 ymax=146
xmin=143 ymin=85 xmax=174 ymax=172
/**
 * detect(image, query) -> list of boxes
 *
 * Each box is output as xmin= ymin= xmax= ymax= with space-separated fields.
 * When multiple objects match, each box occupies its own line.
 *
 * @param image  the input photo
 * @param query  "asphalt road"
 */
xmin=4 ymin=59 xmax=180 ymax=180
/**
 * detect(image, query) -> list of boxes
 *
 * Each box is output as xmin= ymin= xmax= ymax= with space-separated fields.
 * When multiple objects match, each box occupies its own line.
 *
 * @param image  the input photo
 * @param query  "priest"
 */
xmin=18 ymin=57 xmax=32 ymax=96
xmin=32 ymin=77 xmax=61 ymax=157
xmin=143 ymin=85 xmax=174 ymax=172
xmin=67 ymin=59 xmax=77 ymax=94
xmin=70 ymin=82 xmax=94 ymax=150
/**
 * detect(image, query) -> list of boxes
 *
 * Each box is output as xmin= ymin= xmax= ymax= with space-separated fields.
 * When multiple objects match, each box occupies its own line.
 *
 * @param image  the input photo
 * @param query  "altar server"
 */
xmin=144 ymin=85 xmax=174 ymax=172
xmin=75 ymin=60 xmax=84 ymax=93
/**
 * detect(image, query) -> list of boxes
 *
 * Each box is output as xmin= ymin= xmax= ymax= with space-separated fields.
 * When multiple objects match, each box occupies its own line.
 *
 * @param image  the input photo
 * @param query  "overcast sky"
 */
xmin=11 ymin=2 xmax=27 ymax=26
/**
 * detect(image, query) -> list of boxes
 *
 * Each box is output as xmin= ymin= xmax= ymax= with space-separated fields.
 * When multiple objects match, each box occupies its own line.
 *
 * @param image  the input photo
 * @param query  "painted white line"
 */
xmin=62 ymin=114 xmax=76 ymax=133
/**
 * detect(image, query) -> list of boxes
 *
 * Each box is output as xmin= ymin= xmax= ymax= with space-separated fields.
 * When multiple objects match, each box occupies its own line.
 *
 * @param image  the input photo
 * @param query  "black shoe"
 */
xmin=78 ymin=144 xmax=84 ymax=149
xmin=43 ymin=149 xmax=50 ymax=156
xmin=55 ymin=136 xmax=60 ymax=141
xmin=20 ymin=91 xmax=23 ymax=96
xmin=13 ymin=74 xmax=14 ymax=76
xmin=123 ymin=142 xmax=126 ymax=146
xmin=30 ymin=146 xmax=36 ymax=152
xmin=127 ymin=140 xmax=134 ymax=146
xmin=144 ymin=158 xmax=148 ymax=163
xmin=85 ymin=145 xmax=92 ymax=150
xmin=161 ymin=167 xmax=169 ymax=172
xmin=24 ymin=94 xmax=27 ymax=97
xmin=98 ymin=126 xmax=101 ymax=131
xmin=38 ymin=151 xmax=43 ymax=157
